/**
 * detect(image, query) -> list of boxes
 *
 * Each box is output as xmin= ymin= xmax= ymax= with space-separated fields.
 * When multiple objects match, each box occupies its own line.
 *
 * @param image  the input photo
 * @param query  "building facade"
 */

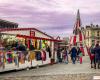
xmin=84 ymin=24 xmax=100 ymax=47
xmin=0 ymin=19 xmax=18 ymax=28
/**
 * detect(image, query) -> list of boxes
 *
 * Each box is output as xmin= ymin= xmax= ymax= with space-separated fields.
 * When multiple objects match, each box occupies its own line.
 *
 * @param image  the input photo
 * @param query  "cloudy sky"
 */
xmin=0 ymin=0 xmax=100 ymax=37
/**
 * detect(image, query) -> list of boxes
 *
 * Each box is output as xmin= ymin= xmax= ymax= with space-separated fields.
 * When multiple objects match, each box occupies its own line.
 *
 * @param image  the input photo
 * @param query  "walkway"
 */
xmin=0 ymin=56 xmax=100 ymax=80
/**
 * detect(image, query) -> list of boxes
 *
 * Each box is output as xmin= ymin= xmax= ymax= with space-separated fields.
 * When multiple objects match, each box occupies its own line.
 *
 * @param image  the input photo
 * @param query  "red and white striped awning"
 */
xmin=69 ymin=10 xmax=88 ymax=55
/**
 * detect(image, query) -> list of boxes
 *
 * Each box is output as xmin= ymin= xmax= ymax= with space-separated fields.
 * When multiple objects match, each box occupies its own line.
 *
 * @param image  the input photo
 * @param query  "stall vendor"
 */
xmin=16 ymin=41 xmax=27 ymax=51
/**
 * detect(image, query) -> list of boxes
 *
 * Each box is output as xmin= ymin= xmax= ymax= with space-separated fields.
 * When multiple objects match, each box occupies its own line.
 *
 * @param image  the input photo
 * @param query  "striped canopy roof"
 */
xmin=69 ymin=10 xmax=88 ymax=55
xmin=70 ymin=10 xmax=85 ymax=46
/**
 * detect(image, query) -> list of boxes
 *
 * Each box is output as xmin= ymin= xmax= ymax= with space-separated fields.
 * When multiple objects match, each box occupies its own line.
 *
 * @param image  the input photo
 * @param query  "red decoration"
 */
xmin=73 ymin=36 xmax=76 ymax=45
xmin=79 ymin=33 xmax=82 ymax=41
xmin=28 ymin=39 xmax=30 ymax=49
xmin=17 ymin=34 xmax=62 ymax=42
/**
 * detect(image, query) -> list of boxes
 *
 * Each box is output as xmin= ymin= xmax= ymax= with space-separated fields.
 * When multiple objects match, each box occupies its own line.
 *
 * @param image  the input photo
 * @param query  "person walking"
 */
xmin=63 ymin=48 xmax=68 ymax=64
xmin=89 ymin=45 xmax=95 ymax=68
xmin=57 ymin=46 xmax=62 ymax=63
xmin=77 ymin=47 xmax=81 ymax=61
xmin=94 ymin=44 xmax=100 ymax=69
xmin=70 ymin=46 xmax=77 ymax=64
xmin=98 ymin=45 xmax=100 ymax=69
xmin=79 ymin=50 xmax=83 ymax=64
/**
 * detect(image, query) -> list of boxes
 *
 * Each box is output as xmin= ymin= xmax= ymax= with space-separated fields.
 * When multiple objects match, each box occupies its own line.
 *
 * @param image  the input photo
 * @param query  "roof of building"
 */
xmin=0 ymin=28 xmax=54 ymax=39
xmin=86 ymin=24 xmax=100 ymax=30
xmin=56 ymin=36 xmax=60 ymax=40
xmin=0 ymin=19 xmax=18 ymax=26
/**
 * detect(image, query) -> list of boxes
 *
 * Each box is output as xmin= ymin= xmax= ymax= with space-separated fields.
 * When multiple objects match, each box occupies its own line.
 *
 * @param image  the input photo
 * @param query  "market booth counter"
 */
xmin=0 ymin=50 xmax=18 ymax=72
xmin=42 ymin=52 xmax=50 ymax=65
xmin=0 ymin=50 xmax=51 ymax=72
xmin=15 ymin=51 xmax=31 ymax=70
xmin=28 ymin=50 xmax=50 ymax=67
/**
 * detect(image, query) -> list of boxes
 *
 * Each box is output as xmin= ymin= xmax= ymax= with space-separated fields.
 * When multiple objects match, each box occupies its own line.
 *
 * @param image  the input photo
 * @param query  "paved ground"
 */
xmin=0 ymin=56 xmax=100 ymax=80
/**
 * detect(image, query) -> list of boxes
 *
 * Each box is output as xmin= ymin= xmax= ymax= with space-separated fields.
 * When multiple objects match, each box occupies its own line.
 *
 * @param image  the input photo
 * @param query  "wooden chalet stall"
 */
xmin=0 ymin=28 xmax=61 ymax=72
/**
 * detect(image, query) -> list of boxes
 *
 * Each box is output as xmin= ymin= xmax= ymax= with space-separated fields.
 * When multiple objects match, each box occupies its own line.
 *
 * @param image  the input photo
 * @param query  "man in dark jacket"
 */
xmin=70 ymin=46 xmax=77 ymax=64
xmin=94 ymin=44 xmax=100 ymax=69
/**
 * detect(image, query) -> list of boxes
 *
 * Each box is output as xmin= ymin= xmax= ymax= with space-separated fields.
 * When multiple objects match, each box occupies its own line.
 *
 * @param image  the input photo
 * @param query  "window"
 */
xmin=97 ymin=37 xmax=99 ymax=39
xmin=88 ymin=31 xmax=89 ymax=36
xmin=30 ymin=31 xmax=35 ymax=37
xmin=97 ymin=31 xmax=99 ymax=36
xmin=92 ymin=40 xmax=95 ymax=45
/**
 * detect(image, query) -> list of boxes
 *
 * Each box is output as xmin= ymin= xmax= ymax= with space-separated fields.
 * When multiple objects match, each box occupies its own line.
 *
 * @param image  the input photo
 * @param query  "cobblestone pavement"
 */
xmin=0 ymin=56 xmax=100 ymax=80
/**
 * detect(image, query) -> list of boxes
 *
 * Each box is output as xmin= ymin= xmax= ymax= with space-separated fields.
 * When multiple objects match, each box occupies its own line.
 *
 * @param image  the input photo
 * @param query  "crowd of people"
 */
xmin=57 ymin=46 xmax=83 ymax=64
xmin=57 ymin=43 xmax=100 ymax=69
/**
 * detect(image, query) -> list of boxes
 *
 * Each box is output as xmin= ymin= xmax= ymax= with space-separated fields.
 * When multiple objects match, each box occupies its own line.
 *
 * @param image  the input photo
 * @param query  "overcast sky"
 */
xmin=0 ymin=0 xmax=100 ymax=37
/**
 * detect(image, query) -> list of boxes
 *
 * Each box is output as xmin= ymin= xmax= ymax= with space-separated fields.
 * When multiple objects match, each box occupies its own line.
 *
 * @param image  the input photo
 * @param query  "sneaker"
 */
xmin=94 ymin=67 xmax=96 ymax=69
xmin=91 ymin=65 xmax=93 ymax=68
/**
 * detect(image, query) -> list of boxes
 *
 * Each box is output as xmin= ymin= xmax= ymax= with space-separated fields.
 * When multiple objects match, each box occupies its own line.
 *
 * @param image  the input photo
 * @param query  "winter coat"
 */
xmin=94 ymin=46 xmax=100 ymax=61
xmin=63 ymin=50 xmax=68 ymax=59
xmin=57 ymin=49 xmax=61 ymax=58
xmin=89 ymin=47 xmax=95 ymax=60
xmin=77 ymin=48 xmax=81 ymax=56
xmin=71 ymin=47 xmax=77 ymax=57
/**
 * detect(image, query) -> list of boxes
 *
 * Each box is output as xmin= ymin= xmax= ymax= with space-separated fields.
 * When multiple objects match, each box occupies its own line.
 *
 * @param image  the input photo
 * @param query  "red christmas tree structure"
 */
xmin=70 ymin=10 xmax=88 ymax=55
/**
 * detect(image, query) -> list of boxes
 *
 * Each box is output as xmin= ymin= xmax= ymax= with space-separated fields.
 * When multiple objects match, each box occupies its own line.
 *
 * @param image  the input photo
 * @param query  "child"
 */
xmin=79 ymin=50 xmax=83 ymax=64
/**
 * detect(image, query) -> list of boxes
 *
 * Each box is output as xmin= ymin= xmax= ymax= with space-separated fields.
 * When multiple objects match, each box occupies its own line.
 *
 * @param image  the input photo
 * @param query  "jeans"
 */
xmin=14 ymin=57 xmax=18 ymax=65
xmin=72 ymin=57 xmax=76 ymax=64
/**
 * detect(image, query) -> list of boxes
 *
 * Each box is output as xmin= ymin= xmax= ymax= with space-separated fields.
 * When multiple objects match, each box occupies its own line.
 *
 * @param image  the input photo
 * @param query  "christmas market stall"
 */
xmin=0 ymin=28 xmax=61 ymax=72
